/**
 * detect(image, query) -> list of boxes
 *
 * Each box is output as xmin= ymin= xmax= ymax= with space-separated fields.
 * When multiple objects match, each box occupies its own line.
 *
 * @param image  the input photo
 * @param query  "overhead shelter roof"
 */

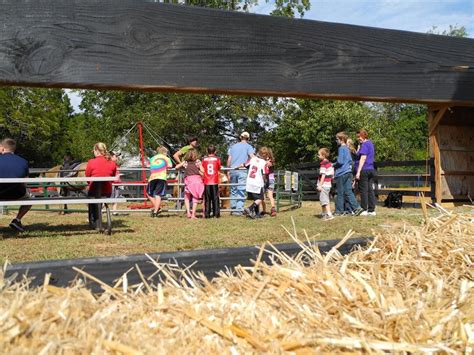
xmin=0 ymin=0 xmax=473 ymax=105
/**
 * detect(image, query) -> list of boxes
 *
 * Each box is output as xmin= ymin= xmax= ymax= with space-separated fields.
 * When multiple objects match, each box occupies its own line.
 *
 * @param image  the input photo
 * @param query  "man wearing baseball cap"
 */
xmin=227 ymin=131 xmax=255 ymax=215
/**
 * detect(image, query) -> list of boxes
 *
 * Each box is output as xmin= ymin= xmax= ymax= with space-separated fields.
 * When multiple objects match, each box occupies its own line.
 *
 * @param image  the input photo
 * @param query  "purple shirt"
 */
xmin=357 ymin=140 xmax=375 ymax=171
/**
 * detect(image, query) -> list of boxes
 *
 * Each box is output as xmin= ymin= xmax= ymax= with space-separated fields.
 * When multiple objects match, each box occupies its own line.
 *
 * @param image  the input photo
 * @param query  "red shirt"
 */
xmin=202 ymin=155 xmax=221 ymax=185
xmin=85 ymin=156 xmax=117 ymax=196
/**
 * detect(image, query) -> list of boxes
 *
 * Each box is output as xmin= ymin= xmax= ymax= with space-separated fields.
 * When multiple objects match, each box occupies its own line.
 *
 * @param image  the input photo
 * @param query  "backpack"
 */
xmin=384 ymin=192 xmax=403 ymax=209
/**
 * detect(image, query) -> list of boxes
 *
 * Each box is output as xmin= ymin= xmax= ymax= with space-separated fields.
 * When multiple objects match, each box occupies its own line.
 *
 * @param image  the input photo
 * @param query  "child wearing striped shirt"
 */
xmin=317 ymin=148 xmax=334 ymax=221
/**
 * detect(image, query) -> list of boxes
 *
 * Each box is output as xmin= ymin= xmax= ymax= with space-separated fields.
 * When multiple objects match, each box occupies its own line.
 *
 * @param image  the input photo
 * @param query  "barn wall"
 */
xmin=429 ymin=107 xmax=474 ymax=202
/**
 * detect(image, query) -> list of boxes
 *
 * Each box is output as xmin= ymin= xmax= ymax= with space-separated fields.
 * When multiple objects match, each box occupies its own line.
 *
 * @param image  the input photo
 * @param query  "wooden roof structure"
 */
xmin=0 ymin=0 xmax=473 ymax=105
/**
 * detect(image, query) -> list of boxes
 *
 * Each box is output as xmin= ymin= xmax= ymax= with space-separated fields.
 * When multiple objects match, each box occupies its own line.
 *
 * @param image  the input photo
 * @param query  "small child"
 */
xmin=243 ymin=147 xmax=269 ymax=219
xmin=201 ymin=145 xmax=221 ymax=218
xmin=176 ymin=149 xmax=204 ymax=219
xmin=317 ymin=148 xmax=334 ymax=221
xmin=146 ymin=146 xmax=173 ymax=217
xmin=262 ymin=147 xmax=277 ymax=217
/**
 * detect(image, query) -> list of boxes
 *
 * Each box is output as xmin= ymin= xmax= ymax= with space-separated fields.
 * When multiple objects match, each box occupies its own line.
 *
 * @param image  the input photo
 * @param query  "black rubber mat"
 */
xmin=5 ymin=237 xmax=371 ymax=292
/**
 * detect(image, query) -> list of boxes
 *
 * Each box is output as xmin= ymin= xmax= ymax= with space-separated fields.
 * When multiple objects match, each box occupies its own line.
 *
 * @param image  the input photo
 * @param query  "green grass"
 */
xmin=0 ymin=202 xmax=430 ymax=263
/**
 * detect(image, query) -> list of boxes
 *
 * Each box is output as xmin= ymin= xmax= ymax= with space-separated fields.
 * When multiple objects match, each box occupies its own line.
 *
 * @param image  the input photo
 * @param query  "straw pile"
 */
xmin=0 ymin=206 xmax=473 ymax=354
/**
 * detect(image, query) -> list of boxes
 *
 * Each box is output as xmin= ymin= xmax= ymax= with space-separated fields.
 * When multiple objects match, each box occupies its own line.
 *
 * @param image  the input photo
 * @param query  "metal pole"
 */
xmin=43 ymin=181 xmax=49 ymax=210
xmin=298 ymin=174 xmax=303 ymax=207
xmin=137 ymin=121 xmax=148 ymax=202
xmin=276 ymin=170 xmax=281 ymax=212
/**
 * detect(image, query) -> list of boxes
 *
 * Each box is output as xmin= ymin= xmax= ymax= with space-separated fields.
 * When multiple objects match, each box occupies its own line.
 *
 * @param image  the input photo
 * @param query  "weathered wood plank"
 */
xmin=1 ymin=1 xmax=474 ymax=104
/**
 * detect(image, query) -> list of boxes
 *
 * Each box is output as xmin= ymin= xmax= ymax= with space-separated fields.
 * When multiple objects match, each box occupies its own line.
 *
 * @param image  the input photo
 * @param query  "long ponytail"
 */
xmin=94 ymin=142 xmax=111 ymax=160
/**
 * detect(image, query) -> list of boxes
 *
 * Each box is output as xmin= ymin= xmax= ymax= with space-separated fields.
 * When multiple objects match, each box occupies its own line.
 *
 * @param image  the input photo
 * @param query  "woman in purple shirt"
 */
xmin=355 ymin=129 xmax=376 ymax=216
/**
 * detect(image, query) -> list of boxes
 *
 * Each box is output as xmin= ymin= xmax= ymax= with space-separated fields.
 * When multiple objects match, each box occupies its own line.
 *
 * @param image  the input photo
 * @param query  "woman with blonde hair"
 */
xmin=85 ymin=142 xmax=117 ymax=229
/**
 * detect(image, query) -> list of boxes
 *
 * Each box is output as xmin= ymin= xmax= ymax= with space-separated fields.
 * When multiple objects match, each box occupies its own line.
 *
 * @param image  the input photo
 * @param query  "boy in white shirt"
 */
xmin=243 ymin=147 xmax=270 ymax=219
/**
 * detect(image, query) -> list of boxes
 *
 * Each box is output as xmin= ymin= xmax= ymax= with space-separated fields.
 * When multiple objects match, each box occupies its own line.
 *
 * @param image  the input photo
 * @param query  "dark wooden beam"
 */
xmin=1 ymin=1 xmax=474 ymax=104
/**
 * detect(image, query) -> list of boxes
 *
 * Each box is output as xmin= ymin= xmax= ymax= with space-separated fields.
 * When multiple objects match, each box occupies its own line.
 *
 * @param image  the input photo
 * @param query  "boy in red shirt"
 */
xmin=201 ymin=145 xmax=221 ymax=218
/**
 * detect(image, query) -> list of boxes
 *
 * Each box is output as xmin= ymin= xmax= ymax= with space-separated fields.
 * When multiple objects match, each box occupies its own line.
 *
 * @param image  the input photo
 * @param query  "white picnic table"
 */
xmin=0 ymin=177 xmax=118 ymax=183
xmin=0 ymin=176 xmax=126 ymax=235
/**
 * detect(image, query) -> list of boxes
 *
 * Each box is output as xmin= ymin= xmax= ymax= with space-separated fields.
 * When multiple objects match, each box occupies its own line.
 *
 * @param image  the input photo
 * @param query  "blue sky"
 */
xmin=253 ymin=0 xmax=473 ymax=36
xmin=68 ymin=0 xmax=473 ymax=111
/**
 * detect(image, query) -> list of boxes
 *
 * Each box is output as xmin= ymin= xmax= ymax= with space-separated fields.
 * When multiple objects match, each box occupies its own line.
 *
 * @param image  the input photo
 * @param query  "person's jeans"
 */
xmin=230 ymin=170 xmax=247 ymax=213
xmin=335 ymin=173 xmax=360 ymax=213
xmin=359 ymin=169 xmax=377 ymax=212
xmin=87 ymin=182 xmax=103 ymax=228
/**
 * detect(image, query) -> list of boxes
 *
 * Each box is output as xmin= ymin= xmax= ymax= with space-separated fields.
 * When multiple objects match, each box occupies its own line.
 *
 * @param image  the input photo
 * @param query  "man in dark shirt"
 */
xmin=0 ymin=138 xmax=32 ymax=232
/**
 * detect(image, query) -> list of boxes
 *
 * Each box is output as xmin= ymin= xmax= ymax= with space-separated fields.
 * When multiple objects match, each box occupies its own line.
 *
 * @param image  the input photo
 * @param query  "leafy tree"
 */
xmin=269 ymin=0 xmax=310 ymax=18
xmin=262 ymin=100 xmax=399 ymax=167
xmin=0 ymin=88 xmax=72 ymax=166
xmin=160 ymin=0 xmax=310 ymax=17
xmin=74 ymin=90 xmax=279 ymax=160
xmin=427 ymin=25 xmax=468 ymax=38
xmin=369 ymin=103 xmax=428 ymax=161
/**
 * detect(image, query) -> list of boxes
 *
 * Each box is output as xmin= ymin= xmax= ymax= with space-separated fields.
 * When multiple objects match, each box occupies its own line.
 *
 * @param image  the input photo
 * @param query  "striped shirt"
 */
xmin=319 ymin=159 xmax=334 ymax=188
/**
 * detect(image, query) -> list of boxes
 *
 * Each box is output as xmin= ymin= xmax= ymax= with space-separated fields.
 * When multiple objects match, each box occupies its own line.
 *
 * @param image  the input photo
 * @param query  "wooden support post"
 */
xmin=428 ymin=106 xmax=448 ymax=203
xmin=428 ymin=106 xmax=448 ymax=136
xmin=429 ymin=158 xmax=436 ymax=204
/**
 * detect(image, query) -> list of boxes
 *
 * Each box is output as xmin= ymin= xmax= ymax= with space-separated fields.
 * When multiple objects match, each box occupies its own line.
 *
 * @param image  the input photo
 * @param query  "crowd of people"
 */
xmin=0 ymin=128 xmax=377 ymax=231
xmin=317 ymin=129 xmax=377 ymax=220
xmin=146 ymin=131 xmax=276 ymax=219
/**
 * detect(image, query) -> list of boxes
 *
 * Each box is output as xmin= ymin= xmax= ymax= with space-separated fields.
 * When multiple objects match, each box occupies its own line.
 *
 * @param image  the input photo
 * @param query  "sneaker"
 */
xmin=323 ymin=215 xmax=334 ymax=221
xmin=270 ymin=207 xmax=277 ymax=217
xmin=243 ymin=208 xmax=255 ymax=219
xmin=360 ymin=211 xmax=369 ymax=216
xmin=353 ymin=208 xmax=364 ymax=216
xmin=333 ymin=212 xmax=344 ymax=217
xmin=255 ymin=213 xmax=264 ymax=219
xmin=368 ymin=211 xmax=377 ymax=216
xmin=9 ymin=219 xmax=25 ymax=232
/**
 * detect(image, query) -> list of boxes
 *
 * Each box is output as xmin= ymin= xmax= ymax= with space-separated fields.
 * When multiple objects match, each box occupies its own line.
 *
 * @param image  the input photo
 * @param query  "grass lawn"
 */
xmin=0 ymin=202 xmax=436 ymax=263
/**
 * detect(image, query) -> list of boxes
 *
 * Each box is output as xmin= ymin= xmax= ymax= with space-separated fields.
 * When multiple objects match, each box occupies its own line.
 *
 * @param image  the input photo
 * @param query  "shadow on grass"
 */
xmin=0 ymin=220 xmax=133 ymax=239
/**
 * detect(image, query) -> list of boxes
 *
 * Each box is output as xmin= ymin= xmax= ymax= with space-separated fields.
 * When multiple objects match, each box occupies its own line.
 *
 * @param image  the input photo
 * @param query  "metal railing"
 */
xmin=2 ymin=167 xmax=303 ymax=214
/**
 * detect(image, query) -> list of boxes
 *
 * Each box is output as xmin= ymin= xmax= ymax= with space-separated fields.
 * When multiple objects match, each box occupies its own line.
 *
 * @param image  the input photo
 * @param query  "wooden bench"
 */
xmin=0 ymin=177 xmax=127 ymax=235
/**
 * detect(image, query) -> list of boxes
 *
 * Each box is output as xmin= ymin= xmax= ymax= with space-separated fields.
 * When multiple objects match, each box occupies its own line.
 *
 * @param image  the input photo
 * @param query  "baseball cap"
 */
xmin=240 ymin=131 xmax=250 ymax=139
